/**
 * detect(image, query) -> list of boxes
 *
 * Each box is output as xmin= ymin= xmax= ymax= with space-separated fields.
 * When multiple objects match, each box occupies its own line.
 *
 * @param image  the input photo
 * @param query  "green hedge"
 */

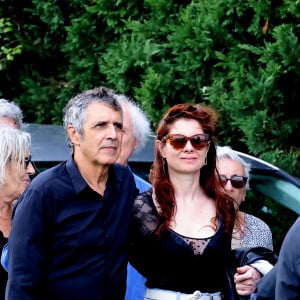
xmin=1 ymin=0 xmax=299 ymax=250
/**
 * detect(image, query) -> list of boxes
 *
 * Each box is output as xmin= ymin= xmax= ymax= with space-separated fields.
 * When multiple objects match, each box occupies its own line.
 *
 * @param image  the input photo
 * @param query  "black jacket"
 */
xmin=224 ymin=247 xmax=278 ymax=300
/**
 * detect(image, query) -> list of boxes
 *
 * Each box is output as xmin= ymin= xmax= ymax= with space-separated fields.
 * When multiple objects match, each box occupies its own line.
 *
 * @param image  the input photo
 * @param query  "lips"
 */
xmin=100 ymin=143 xmax=118 ymax=150
xmin=22 ymin=178 xmax=31 ymax=185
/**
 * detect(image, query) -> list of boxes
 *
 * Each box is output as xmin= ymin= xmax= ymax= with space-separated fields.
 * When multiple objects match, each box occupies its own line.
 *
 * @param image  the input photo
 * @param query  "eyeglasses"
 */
xmin=163 ymin=133 xmax=210 ymax=150
xmin=24 ymin=155 xmax=32 ymax=169
xmin=219 ymin=175 xmax=248 ymax=189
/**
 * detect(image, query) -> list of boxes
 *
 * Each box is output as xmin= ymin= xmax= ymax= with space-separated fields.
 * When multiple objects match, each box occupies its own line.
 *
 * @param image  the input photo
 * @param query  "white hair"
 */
xmin=115 ymin=94 xmax=152 ymax=151
xmin=216 ymin=145 xmax=250 ymax=189
xmin=0 ymin=125 xmax=31 ymax=185
xmin=0 ymin=98 xmax=24 ymax=129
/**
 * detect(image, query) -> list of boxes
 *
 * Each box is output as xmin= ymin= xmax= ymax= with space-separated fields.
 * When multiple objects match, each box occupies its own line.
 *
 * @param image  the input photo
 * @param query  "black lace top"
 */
xmin=129 ymin=189 xmax=233 ymax=294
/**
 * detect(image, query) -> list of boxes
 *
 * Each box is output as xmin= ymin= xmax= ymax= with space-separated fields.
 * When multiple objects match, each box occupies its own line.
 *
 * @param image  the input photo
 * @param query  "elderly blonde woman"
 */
xmin=0 ymin=125 xmax=35 ymax=298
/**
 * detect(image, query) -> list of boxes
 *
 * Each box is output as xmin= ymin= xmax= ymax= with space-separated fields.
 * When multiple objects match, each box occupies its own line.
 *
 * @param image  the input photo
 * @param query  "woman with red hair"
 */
xmin=129 ymin=103 xmax=236 ymax=299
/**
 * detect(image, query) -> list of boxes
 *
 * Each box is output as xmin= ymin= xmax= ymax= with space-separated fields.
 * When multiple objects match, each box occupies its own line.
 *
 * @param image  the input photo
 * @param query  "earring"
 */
xmin=204 ymin=156 xmax=207 ymax=166
xmin=162 ymin=157 xmax=167 ymax=173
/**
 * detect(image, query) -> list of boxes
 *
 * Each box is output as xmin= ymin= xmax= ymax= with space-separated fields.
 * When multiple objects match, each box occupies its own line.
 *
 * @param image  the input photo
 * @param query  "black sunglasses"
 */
xmin=219 ymin=175 xmax=248 ymax=189
xmin=163 ymin=133 xmax=210 ymax=150
xmin=24 ymin=155 xmax=32 ymax=169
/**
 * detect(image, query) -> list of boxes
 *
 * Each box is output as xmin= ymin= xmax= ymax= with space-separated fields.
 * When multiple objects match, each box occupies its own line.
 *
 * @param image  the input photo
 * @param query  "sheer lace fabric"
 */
xmin=129 ymin=189 xmax=232 ymax=294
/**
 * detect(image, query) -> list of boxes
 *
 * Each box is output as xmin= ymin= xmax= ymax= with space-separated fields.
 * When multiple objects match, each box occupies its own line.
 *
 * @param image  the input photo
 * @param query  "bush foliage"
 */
xmin=1 ymin=0 xmax=299 ymax=250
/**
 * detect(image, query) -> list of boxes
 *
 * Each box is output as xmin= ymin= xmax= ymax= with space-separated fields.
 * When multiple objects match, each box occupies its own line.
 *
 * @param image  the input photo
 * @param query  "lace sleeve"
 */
xmin=132 ymin=188 xmax=159 ymax=236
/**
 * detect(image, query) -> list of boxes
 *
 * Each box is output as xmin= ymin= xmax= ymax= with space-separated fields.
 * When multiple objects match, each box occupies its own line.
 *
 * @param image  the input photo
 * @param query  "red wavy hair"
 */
xmin=150 ymin=103 xmax=236 ymax=236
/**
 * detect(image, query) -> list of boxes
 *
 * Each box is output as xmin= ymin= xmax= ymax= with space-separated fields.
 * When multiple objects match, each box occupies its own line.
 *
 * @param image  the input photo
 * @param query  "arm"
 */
xmin=275 ymin=217 xmax=300 ymax=299
xmin=232 ymin=246 xmax=278 ymax=297
xmin=1 ymin=243 xmax=8 ymax=272
xmin=233 ymin=215 xmax=275 ymax=296
xmin=6 ymin=189 xmax=49 ymax=300
xmin=250 ymin=264 xmax=277 ymax=300
xmin=234 ymin=265 xmax=261 ymax=296
xmin=234 ymin=261 xmax=274 ymax=296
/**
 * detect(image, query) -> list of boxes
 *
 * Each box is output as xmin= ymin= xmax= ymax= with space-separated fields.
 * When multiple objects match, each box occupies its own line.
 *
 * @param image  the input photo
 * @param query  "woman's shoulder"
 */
xmin=243 ymin=213 xmax=273 ymax=249
xmin=134 ymin=188 xmax=154 ymax=211
xmin=244 ymin=213 xmax=271 ymax=231
xmin=133 ymin=188 xmax=159 ymax=234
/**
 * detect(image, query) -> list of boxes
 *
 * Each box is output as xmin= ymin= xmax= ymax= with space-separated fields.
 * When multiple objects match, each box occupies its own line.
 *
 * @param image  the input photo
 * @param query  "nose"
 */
xmin=223 ymin=179 xmax=234 ymax=191
xmin=183 ymin=140 xmax=194 ymax=151
xmin=26 ymin=162 xmax=36 ymax=175
xmin=106 ymin=124 xmax=120 ymax=140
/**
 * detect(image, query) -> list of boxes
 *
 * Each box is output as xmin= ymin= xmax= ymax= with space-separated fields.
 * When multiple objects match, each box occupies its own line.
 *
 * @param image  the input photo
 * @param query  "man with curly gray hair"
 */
xmin=6 ymin=87 xmax=138 ymax=300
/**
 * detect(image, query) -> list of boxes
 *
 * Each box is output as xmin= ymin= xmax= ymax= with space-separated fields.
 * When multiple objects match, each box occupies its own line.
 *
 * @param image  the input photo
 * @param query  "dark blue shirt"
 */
xmin=6 ymin=157 xmax=137 ymax=300
xmin=252 ymin=217 xmax=300 ymax=300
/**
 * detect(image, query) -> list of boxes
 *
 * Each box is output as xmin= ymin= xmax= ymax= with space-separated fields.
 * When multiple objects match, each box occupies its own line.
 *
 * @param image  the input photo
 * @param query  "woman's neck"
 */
xmin=0 ymin=202 xmax=13 ymax=238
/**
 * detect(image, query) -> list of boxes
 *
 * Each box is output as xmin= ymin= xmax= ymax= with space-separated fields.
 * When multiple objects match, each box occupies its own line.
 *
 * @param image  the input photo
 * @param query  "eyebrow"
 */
xmin=93 ymin=121 xmax=123 ymax=129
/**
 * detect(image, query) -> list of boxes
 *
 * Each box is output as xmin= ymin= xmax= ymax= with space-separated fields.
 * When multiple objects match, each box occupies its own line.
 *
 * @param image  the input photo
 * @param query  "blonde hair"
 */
xmin=0 ymin=125 xmax=31 ymax=185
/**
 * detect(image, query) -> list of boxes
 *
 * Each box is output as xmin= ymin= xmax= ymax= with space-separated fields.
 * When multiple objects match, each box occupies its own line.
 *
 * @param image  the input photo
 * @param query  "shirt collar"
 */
xmin=65 ymin=156 xmax=125 ymax=195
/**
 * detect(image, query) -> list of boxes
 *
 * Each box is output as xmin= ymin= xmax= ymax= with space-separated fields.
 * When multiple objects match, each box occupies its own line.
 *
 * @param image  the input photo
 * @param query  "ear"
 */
xmin=207 ymin=141 xmax=210 ymax=152
xmin=156 ymin=140 xmax=165 ymax=158
xmin=133 ymin=138 xmax=140 ymax=151
xmin=241 ymin=189 xmax=247 ymax=202
xmin=67 ymin=125 xmax=80 ymax=146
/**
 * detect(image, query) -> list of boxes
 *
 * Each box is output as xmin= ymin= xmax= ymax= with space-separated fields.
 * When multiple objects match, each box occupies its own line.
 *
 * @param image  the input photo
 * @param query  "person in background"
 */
xmin=0 ymin=125 xmax=35 ymax=299
xmin=0 ymin=98 xmax=34 ymax=274
xmin=0 ymin=98 xmax=24 ymax=129
xmin=216 ymin=146 xmax=273 ymax=251
xmin=115 ymin=94 xmax=152 ymax=191
xmin=114 ymin=94 xmax=152 ymax=300
xmin=252 ymin=216 xmax=300 ymax=300
xmin=216 ymin=146 xmax=275 ymax=297
xmin=129 ymin=103 xmax=237 ymax=300
xmin=6 ymin=86 xmax=138 ymax=300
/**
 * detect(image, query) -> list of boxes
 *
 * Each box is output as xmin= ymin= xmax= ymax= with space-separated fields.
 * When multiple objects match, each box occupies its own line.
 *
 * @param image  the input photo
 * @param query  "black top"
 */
xmin=129 ymin=189 xmax=232 ymax=295
xmin=6 ymin=157 xmax=138 ymax=300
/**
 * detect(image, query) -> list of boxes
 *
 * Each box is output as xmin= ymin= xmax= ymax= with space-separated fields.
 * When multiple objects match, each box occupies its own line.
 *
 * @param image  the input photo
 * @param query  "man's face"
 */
xmin=69 ymin=102 xmax=124 ymax=167
xmin=116 ymin=105 xmax=139 ymax=166
xmin=0 ymin=117 xmax=20 ymax=129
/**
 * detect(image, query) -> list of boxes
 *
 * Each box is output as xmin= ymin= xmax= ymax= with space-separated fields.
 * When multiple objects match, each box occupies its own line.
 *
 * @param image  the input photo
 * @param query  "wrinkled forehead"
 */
xmin=217 ymin=157 xmax=245 ymax=176
xmin=0 ymin=116 xmax=20 ymax=129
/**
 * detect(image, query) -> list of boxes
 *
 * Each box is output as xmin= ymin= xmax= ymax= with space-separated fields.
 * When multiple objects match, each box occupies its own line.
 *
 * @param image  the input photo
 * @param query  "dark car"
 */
xmin=25 ymin=123 xmax=154 ymax=178
xmin=26 ymin=123 xmax=300 ymax=251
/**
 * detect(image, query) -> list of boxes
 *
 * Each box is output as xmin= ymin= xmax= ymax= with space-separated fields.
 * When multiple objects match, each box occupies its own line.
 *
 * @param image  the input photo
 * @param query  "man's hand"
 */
xmin=234 ymin=265 xmax=262 ymax=296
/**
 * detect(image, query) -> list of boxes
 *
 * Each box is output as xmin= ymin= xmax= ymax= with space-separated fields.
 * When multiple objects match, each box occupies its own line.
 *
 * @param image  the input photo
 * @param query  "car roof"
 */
xmin=236 ymin=151 xmax=300 ymax=215
xmin=24 ymin=123 xmax=70 ymax=162
xmin=25 ymin=123 xmax=300 ymax=215
xmin=25 ymin=123 xmax=156 ymax=163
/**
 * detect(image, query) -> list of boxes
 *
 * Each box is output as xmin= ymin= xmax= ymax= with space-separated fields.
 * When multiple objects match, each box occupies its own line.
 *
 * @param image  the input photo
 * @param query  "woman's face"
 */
xmin=216 ymin=157 xmax=247 ymax=208
xmin=0 ymin=155 xmax=35 ymax=203
xmin=157 ymin=118 xmax=210 ymax=176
